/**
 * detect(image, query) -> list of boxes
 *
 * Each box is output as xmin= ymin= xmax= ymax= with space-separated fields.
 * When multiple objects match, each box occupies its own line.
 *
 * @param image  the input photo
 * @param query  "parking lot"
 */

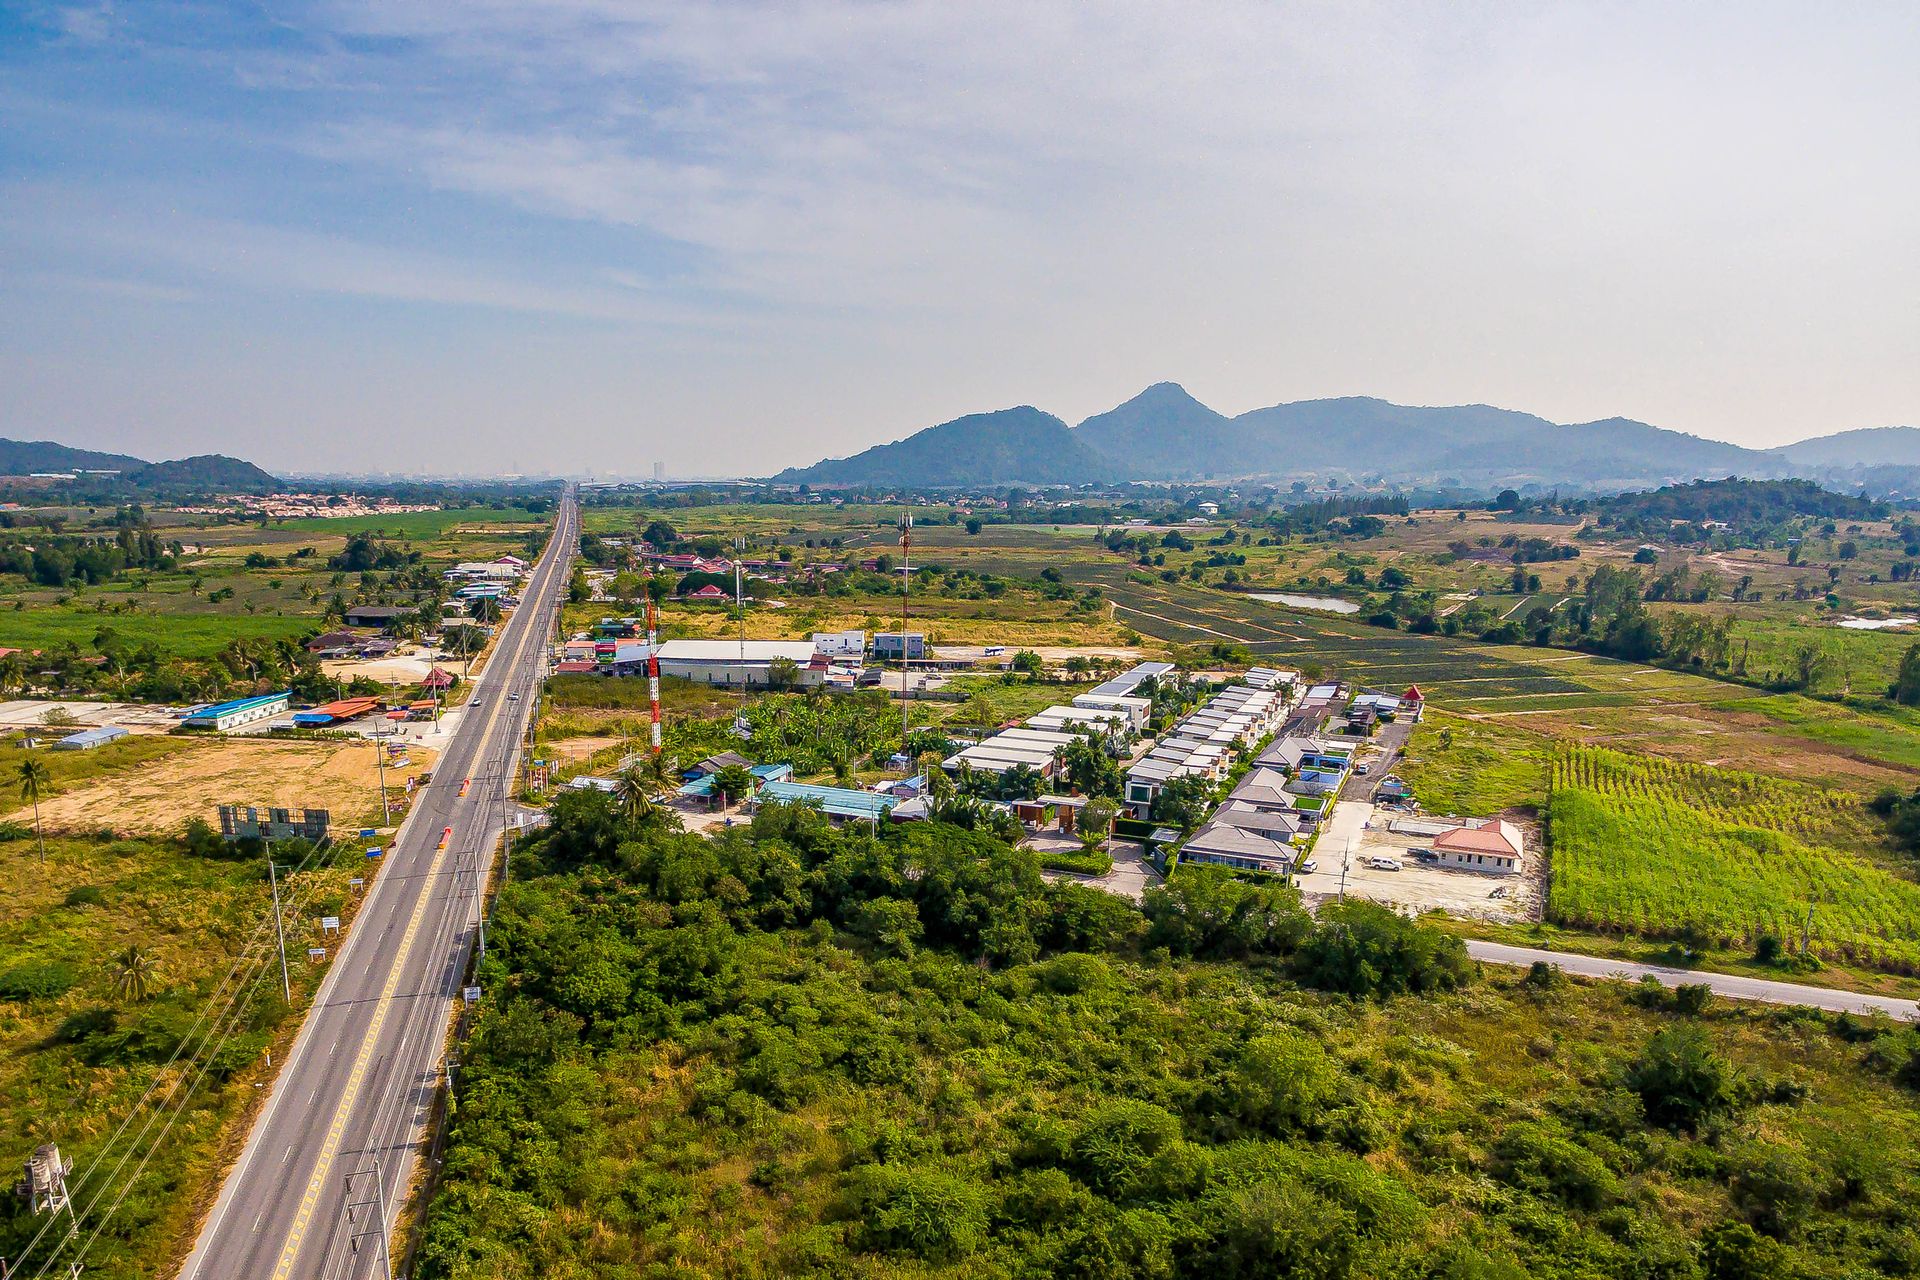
xmin=1295 ymin=800 xmax=1544 ymax=922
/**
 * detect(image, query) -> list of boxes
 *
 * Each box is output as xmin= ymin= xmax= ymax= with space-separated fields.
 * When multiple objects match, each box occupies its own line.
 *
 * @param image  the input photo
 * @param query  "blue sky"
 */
xmin=2 ymin=1 xmax=1917 ymax=476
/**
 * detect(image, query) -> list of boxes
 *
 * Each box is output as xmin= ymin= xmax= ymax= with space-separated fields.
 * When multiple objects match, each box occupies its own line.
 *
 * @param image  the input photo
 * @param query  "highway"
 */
xmin=177 ymin=490 xmax=577 ymax=1280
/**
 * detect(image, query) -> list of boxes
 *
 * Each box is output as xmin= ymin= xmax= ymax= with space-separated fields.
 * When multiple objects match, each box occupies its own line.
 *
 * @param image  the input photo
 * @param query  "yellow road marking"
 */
xmin=266 ymin=529 xmax=560 ymax=1279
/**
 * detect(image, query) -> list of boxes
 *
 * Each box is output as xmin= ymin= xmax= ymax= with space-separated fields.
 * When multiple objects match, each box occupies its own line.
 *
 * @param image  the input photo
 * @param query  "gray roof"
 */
xmin=1182 ymin=821 xmax=1295 ymax=868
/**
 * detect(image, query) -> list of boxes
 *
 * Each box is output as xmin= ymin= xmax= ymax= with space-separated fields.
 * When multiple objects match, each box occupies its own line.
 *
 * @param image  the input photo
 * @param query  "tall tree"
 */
xmin=18 ymin=757 xmax=50 ymax=864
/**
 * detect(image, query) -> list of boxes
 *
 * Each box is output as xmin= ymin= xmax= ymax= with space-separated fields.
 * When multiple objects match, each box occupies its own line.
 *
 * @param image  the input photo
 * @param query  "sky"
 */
xmin=2 ymin=1 xmax=1917 ymax=477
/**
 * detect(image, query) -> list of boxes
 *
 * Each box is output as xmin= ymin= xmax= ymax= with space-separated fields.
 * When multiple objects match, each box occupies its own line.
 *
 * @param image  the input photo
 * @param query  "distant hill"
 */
xmin=1073 ymin=383 xmax=1238 ymax=478
xmin=0 ymin=438 xmax=147 ymax=476
xmin=0 ymin=437 xmax=280 ymax=493
xmin=1767 ymin=426 xmax=1920 ymax=470
xmin=777 ymin=385 xmax=1920 ymax=493
xmin=130 ymin=454 xmax=279 ymax=491
xmin=775 ymin=407 xmax=1120 ymax=487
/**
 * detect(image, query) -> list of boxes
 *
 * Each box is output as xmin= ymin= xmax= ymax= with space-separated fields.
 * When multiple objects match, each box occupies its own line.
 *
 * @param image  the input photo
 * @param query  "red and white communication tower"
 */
xmin=645 ymin=594 xmax=663 ymax=755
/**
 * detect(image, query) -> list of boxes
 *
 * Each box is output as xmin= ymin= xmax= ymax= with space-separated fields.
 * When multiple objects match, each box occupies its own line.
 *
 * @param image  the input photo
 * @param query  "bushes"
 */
xmin=1627 ymin=1026 xmax=1743 ymax=1133
xmin=1292 ymin=901 xmax=1474 ymax=999
xmin=846 ymin=1165 xmax=990 ymax=1261
xmin=0 ymin=959 xmax=78 ymax=1001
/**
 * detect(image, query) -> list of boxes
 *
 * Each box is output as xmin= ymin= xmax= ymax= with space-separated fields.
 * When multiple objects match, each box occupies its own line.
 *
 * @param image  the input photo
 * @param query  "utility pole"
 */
xmin=899 ymin=513 xmax=912 ymax=760
xmin=267 ymin=859 xmax=291 ymax=1003
xmin=372 ymin=729 xmax=392 ymax=826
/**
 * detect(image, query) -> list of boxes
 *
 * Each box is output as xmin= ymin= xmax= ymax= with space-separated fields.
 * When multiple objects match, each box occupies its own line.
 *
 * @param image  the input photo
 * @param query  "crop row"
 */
xmin=1547 ymin=746 xmax=1920 ymax=970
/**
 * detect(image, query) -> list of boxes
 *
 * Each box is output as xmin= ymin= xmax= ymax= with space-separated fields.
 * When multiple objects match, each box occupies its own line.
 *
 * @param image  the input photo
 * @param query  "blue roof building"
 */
xmin=182 ymin=691 xmax=290 ymax=731
xmin=54 ymin=725 xmax=128 ymax=750
xmin=753 ymin=780 xmax=896 ymax=822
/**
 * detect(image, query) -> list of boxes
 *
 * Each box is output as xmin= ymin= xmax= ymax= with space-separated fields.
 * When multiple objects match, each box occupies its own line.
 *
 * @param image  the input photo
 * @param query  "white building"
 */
xmin=656 ymin=640 xmax=823 ymax=688
xmin=1431 ymin=820 xmax=1524 ymax=874
xmin=812 ymin=630 xmax=866 ymax=658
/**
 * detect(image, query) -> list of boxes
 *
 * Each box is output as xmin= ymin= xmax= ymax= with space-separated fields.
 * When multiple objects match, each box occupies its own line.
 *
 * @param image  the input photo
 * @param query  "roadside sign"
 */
xmin=462 ymin=986 xmax=481 ymax=1004
xmin=366 ymin=847 xmax=384 ymax=859
xmin=320 ymin=917 xmax=340 ymax=935
xmin=307 ymin=947 xmax=326 ymax=961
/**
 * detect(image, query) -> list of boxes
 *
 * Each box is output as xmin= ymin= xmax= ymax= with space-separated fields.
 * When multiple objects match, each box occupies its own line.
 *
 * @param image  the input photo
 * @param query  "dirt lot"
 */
xmin=5 ymin=736 xmax=437 ymax=835
xmin=1294 ymin=800 xmax=1544 ymax=923
xmin=545 ymin=734 xmax=625 ymax=763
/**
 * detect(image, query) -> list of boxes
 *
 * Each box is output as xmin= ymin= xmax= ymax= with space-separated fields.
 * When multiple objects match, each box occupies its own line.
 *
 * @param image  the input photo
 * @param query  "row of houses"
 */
xmin=1122 ymin=682 xmax=1294 ymax=818
xmin=1176 ymin=734 xmax=1356 ymax=875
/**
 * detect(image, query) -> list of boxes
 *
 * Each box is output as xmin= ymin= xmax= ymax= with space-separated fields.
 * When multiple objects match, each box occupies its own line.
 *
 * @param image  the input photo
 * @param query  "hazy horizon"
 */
xmin=4 ymin=2 xmax=1917 ymax=475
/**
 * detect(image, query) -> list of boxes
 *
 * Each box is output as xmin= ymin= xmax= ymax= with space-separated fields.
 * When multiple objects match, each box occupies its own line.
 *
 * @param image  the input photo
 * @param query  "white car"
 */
xmin=1354 ymin=762 xmax=1371 ymax=775
xmin=1298 ymin=860 xmax=1319 ymax=874
xmin=1366 ymin=856 xmax=1402 ymax=871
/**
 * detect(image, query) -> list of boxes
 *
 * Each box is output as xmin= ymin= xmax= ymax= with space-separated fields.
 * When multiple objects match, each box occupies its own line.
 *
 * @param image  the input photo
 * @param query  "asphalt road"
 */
xmin=178 ymin=491 xmax=577 ymax=1280
xmin=1466 ymin=939 xmax=1920 ymax=1020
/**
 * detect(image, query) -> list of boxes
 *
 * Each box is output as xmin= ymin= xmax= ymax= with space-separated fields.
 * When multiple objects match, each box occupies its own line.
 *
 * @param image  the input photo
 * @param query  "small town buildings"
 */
xmin=54 ymin=725 xmax=128 ymax=750
xmin=1180 ymin=820 xmax=1295 ymax=875
xmin=656 ymin=639 xmax=822 ymax=687
xmin=753 ymin=779 xmax=898 ymax=823
xmin=812 ymin=629 xmax=866 ymax=657
xmin=343 ymin=605 xmax=414 ymax=630
xmin=944 ymin=725 xmax=1085 ymax=778
xmin=1085 ymin=661 xmax=1175 ymax=701
xmin=872 ymin=632 xmax=928 ymax=661
xmin=1432 ymin=820 xmax=1523 ymax=874
xmin=291 ymin=697 xmax=380 ymax=726
xmin=421 ymin=667 xmax=456 ymax=692
xmin=183 ymin=691 xmax=290 ymax=731
xmin=305 ymin=630 xmax=364 ymax=656
xmin=684 ymin=751 xmax=754 ymax=780
xmin=1069 ymin=692 xmax=1152 ymax=731
xmin=1023 ymin=705 xmax=1133 ymax=740
xmin=683 ymin=584 xmax=728 ymax=601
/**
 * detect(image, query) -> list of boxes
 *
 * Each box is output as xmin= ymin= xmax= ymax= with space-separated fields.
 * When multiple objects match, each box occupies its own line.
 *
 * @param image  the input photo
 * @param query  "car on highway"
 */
xmin=507 ymin=691 xmax=520 ymax=701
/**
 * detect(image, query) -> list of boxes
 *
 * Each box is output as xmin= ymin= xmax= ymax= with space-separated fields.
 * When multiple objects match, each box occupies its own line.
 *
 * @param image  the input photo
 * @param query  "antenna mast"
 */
xmin=899 ymin=513 xmax=912 ymax=759
xmin=645 ymin=592 xmax=662 ymax=757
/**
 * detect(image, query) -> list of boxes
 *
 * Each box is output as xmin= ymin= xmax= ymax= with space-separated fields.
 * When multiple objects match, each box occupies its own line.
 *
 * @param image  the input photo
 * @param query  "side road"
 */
xmin=1466 ymin=939 xmax=1920 ymax=1021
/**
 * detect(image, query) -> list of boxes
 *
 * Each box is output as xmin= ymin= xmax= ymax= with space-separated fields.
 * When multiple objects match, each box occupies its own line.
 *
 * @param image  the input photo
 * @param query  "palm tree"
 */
xmin=614 ymin=764 xmax=655 ymax=830
xmin=112 ymin=945 xmax=157 ymax=1002
xmin=18 ymin=757 xmax=50 ymax=864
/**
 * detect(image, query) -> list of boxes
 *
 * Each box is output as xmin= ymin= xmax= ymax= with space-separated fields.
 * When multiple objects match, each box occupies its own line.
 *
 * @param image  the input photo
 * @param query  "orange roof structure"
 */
xmin=1432 ymin=821 xmax=1521 ymax=858
xmin=421 ymin=666 xmax=455 ymax=690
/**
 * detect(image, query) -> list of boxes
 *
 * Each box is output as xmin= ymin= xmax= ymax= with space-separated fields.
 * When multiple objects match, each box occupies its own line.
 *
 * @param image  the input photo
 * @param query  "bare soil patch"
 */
xmin=7 ymin=736 xmax=437 ymax=834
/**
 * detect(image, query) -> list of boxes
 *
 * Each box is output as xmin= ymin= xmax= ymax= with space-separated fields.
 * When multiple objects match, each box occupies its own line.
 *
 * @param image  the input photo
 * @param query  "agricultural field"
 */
xmin=1392 ymin=711 xmax=1553 ymax=816
xmin=0 ymin=827 xmax=373 ymax=1277
xmin=1547 ymin=746 xmax=1920 ymax=971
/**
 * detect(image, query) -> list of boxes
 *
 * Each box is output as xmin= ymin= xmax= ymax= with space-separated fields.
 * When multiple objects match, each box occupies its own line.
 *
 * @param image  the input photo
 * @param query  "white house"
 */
xmin=1431 ymin=820 xmax=1524 ymax=874
xmin=656 ymin=640 xmax=822 ymax=688
xmin=812 ymin=630 xmax=866 ymax=658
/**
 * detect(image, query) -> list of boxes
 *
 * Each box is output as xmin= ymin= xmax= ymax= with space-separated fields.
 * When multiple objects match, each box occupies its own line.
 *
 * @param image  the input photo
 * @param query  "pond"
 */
xmin=1248 ymin=592 xmax=1361 ymax=614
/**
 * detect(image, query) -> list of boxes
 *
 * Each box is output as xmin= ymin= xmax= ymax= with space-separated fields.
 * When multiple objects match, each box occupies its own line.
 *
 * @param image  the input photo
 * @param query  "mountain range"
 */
xmin=776 ymin=384 xmax=1920 ymax=493
xmin=0 ymin=438 xmax=279 ymax=492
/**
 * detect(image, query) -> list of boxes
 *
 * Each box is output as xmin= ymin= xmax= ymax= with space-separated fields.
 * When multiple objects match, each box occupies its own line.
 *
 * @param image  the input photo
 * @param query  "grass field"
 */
xmin=0 ymin=829 xmax=369 ymax=1277
xmin=1547 ymin=746 xmax=1920 ymax=970
xmin=1392 ymin=711 xmax=1552 ymax=815
xmin=0 ymin=609 xmax=318 ymax=658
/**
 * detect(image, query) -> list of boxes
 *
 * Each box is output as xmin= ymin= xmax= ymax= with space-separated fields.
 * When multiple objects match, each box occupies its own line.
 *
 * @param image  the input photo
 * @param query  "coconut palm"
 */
xmin=18 ymin=757 xmax=50 ymax=864
xmin=614 ymin=764 xmax=655 ymax=830
xmin=111 ymin=945 xmax=157 ymax=1003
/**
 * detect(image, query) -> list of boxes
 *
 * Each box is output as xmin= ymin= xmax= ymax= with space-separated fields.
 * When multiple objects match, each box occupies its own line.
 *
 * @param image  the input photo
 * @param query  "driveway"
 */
xmin=1041 ymin=839 xmax=1162 ymax=903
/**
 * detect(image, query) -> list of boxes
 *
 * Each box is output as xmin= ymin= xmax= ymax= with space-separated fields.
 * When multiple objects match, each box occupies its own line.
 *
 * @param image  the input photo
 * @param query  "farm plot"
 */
xmin=1547 ymin=745 xmax=1920 ymax=970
